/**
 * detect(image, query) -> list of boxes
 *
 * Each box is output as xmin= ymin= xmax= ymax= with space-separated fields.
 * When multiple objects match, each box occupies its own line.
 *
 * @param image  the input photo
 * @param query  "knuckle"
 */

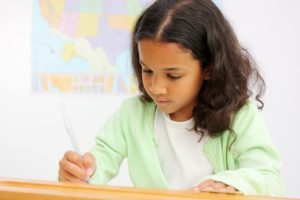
xmin=84 ymin=152 xmax=94 ymax=160
xmin=64 ymin=150 xmax=73 ymax=157
xmin=59 ymin=158 xmax=67 ymax=168
xmin=66 ymin=151 xmax=80 ymax=162
xmin=59 ymin=159 xmax=64 ymax=168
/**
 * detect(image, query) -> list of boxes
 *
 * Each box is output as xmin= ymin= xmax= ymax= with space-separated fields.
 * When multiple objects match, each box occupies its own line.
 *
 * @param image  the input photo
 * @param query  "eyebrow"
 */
xmin=139 ymin=60 xmax=183 ymax=71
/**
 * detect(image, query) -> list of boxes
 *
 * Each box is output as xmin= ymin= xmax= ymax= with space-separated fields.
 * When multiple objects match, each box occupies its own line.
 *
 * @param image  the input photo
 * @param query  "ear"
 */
xmin=203 ymin=68 xmax=210 ymax=80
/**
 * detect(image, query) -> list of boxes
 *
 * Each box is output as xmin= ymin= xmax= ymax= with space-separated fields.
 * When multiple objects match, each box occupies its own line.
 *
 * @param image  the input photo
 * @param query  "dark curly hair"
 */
xmin=131 ymin=0 xmax=265 ymax=140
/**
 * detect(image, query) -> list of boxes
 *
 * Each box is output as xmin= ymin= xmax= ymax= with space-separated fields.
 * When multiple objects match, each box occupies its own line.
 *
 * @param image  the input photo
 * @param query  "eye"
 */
xmin=142 ymin=69 xmax=153 ymax=74
xmin=167 ymin=74 xmax=182 ymax=80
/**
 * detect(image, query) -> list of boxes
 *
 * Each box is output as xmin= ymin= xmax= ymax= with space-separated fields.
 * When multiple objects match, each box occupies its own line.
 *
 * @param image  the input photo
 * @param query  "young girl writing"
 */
xmin=59 ymin=0 xmax=283 ymax=196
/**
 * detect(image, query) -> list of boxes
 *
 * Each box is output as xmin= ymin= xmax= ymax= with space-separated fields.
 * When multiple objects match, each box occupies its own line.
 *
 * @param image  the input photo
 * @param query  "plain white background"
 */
xmin=0 ymin=0 xmax=299 ymax=198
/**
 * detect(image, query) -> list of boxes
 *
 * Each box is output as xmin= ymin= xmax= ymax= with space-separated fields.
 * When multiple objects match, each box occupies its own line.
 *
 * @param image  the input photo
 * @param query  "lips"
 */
xmin=155 ymin=98 xmax=168 ymax=102
xmin=155 ymin=99 xmax=170 ymax=105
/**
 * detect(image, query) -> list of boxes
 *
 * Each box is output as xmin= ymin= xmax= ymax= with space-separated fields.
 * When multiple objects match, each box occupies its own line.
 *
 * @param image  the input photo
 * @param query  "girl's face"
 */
xmin=138 ymin=38 xmax=207 ymax=121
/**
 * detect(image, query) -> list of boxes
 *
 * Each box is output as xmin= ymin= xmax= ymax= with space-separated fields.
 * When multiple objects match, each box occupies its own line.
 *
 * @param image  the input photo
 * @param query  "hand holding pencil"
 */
xmin=58 ymin=102 xmax=96 ymax=183
xmin=59 ymin=151 xmax=95 ymax=183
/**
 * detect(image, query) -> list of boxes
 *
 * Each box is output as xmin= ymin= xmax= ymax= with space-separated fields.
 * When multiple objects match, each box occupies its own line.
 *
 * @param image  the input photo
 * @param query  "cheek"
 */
xmin=142 ymin=75 xmax=150 ymax=89
xmin=181 ymin=75 xmax=203 ymax=95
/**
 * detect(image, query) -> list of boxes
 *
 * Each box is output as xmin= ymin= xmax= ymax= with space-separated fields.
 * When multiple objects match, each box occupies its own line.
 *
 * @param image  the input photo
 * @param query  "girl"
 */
xmin=59 ymin=0 xmax=283 ymax=196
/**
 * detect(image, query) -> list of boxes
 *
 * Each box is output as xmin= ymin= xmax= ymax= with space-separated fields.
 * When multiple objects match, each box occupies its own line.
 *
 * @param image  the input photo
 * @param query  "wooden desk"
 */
xmin=0 ymin=178 xmax=294 ymax=200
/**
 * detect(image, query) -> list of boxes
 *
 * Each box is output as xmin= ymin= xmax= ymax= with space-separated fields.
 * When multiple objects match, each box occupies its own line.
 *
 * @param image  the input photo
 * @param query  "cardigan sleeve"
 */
xmin=201 ymin=102 xmax=283 ymax=196
xmin=89 ymin=102 xmax=128 ymax=185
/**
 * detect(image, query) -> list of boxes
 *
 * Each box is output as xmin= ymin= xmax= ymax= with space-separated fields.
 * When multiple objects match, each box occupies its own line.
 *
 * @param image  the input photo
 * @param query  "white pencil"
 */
xmin=59 ymin=102 xmax=81 ymax=155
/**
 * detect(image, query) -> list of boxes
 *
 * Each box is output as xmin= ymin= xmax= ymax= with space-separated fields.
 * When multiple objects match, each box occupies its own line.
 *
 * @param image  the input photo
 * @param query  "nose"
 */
xmin=149 ymin=75 xmax=167 ymax=95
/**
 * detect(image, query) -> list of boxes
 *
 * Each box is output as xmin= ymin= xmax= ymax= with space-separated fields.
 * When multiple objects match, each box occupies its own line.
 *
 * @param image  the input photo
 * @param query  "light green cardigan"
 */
xmin=90 ymin=96 xmax=283 ymax=196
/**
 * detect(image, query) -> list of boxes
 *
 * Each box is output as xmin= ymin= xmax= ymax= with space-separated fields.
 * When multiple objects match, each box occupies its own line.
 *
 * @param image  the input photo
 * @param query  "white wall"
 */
xmin=0 ymin=0 xmax=131 ymax=186
xmin=222 ymin=1 xmax=300 ymax=197
xmin=0 ymin=0 xmax=299 ymax=198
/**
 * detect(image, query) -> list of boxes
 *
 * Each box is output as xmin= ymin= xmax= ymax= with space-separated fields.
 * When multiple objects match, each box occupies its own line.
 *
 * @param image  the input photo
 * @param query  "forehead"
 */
xmin=138 ymin=38 xmax=190 ymax=55
xmin=137 ymin=39 xmax=200 ymax=69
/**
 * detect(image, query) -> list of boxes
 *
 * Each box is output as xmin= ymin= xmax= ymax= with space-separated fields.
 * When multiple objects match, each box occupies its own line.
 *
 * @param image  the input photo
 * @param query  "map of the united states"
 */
xmin=32 ymin=0 xmax=152 ymax=94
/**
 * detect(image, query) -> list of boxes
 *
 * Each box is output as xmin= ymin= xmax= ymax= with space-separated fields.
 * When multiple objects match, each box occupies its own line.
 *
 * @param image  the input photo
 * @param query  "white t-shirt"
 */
xmin=154 ymin=108 xmax=213 ymax=190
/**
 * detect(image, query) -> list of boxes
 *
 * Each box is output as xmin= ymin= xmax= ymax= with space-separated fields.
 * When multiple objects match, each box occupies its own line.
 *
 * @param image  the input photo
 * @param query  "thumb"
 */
xmin=82 ymin=152 xmax=96 ymax=177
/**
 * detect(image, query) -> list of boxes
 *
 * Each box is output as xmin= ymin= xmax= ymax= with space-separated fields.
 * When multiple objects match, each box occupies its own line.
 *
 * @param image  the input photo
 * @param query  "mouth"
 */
xmin=155 ymin=99 xmax=170 ymax=106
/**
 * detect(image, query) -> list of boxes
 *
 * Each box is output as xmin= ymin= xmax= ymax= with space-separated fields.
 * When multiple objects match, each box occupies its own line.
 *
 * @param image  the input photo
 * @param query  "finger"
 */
xmin=82 ymin=152 xmax=96 ymax=175
xmin=191 ymin=179 xmax=215 ymax=192
xmin=202 ymin=184 xmax=238 ymax=193
xmin=198 ymin=179 xmax=215 ymax=188
xmin=59 ymin=168 xmax=86 ymax=183
xmin=224 ymin=186 xmax=237 ymax=193
xmin=210 ymin=181 xmax=227 ymax=190
xmin=59 ymin=157 xmax=87 ymax=181
xmin=64 ymin=151 xmax=83 ymax=168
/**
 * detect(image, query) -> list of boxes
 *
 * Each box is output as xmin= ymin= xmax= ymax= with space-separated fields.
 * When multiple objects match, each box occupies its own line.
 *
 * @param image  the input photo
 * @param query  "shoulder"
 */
xmin=230 ymin=100 xmax=270 ymax=148
xmin=122 ymin=95 xmax=147 ymax=106
xmin=119 ymin=95 xmax=156 ymax=117
xmin=237 ymin=100 xmax=259 ymax=115
xmin=231 ymin=100 xmax=263 ymax=127
xmin=121 ymin=95 xmax=155 ymax=109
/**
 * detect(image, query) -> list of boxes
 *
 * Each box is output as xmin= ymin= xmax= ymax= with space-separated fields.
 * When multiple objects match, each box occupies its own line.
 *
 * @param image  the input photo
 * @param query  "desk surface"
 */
xmin=0 ymin=178 xmax=295 ymax=200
